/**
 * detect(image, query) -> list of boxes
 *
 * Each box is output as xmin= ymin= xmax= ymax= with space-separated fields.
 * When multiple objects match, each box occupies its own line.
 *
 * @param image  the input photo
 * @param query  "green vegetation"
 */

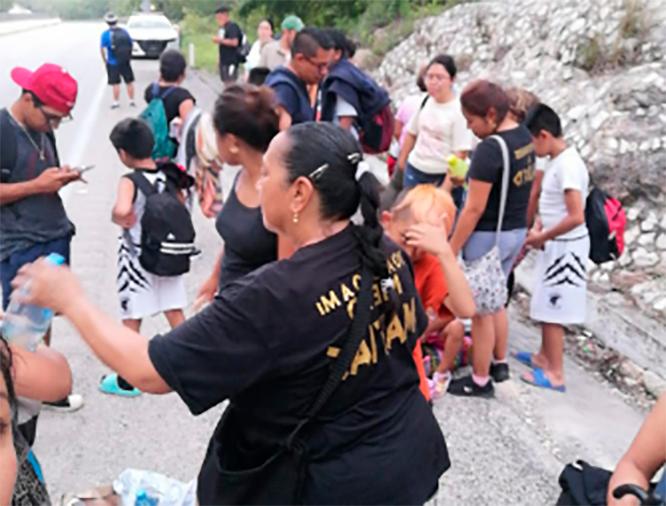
xmin=179 ymin=0 xmax=461 ymax=72
xmin=180 ymin=10 xmax=219 ymax=72
xmin=2 ymin=0 xmax=463 ymax=72
xmin=575 ymin=0 xmax=646 ymax=74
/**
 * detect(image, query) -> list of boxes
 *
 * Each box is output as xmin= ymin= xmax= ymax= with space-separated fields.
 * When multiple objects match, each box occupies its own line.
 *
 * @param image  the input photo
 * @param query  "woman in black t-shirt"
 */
xmin=448 ymin=80 xmax=536 ymax=398
xmin=18 ymin=122 xmax=449 ymax=505
xmin=195 ymin=84 xmax=282 ymax=305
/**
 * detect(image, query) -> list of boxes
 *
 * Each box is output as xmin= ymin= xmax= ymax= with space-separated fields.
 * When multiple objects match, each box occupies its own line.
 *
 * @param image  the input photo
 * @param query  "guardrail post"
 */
xmin=188 ymin=42 xmax=195 ymax=68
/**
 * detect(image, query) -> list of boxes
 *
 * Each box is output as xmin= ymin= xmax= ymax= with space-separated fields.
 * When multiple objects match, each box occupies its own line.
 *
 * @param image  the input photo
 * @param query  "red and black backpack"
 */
xmin=585 ymin=187 xmax=626 ymax=264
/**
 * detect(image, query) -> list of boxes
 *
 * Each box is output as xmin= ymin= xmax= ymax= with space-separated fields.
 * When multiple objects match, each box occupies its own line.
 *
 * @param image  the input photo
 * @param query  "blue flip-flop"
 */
xmin=521 ymin=368 xmax=566 ymax=393
xmin=513 ymin=351 xmax=534 ymax=368
xmin=99 ymin=373 xmax=141 ymax=398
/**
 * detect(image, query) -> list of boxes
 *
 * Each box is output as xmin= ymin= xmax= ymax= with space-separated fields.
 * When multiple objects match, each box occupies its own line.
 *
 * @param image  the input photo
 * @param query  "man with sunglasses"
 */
xmin=0 ymin=63 xmax=83 ymax=413
xmin=265 ymin=27 xmax=333 ymax=129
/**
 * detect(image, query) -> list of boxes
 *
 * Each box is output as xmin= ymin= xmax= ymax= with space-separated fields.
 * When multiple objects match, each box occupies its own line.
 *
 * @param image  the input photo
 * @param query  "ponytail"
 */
xmin=353 ymin=171 xmax=388 ymax=278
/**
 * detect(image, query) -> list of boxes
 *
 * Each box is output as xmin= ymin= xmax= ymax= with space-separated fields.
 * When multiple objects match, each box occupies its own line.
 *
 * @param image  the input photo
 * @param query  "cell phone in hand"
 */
xmin=73 ymin=165 xmax=95 ymax=174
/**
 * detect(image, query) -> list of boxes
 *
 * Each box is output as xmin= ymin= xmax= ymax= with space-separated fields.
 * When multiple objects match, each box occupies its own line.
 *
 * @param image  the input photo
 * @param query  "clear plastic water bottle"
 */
xmin=2 ymin=252 xmax=65 ymax=351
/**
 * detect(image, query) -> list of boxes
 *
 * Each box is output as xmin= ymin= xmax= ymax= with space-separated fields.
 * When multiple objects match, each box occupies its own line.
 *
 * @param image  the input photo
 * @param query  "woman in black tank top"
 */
xmin=196 ymin=84 xmax=282 ymax=305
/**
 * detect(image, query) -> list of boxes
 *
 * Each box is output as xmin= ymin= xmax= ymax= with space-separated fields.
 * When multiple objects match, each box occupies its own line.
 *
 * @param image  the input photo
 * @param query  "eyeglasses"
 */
xmin=305 ymin=57 xmax=329 ymax=72
xmin=37 ymin=105 xmax=72 ymax=126
xmin=425 ymin=73 xmax=450 ymax=82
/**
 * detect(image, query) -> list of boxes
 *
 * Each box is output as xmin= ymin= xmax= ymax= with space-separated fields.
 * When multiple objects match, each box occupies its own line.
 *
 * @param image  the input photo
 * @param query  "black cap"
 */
xmin=215 ymin=5 xmax=231 ymax=14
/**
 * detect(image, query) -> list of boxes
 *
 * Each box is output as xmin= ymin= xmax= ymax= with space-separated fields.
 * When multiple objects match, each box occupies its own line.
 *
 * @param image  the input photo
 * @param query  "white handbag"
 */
xmin=461 ymin=135 xmax=511 ymax=315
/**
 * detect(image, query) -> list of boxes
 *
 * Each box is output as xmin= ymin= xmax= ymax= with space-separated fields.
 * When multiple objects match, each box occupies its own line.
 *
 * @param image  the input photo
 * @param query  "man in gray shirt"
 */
xmin=0 ymin=63 xmax=83 ymax=412
xmin=259 ymin=15 xmax=304 ymax=70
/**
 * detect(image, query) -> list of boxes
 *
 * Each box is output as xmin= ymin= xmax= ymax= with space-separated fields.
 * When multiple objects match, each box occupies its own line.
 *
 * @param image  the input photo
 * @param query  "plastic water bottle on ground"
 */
xmin=1 ymin=252 xmax=65 ymax=351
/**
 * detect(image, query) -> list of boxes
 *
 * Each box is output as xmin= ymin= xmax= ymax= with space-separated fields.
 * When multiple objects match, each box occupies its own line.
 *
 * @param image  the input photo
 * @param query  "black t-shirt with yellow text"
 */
xmin=148 ymin=225 xmax=449 ymax=504
xmin=468 ymin=125 xmax=536 ymax=231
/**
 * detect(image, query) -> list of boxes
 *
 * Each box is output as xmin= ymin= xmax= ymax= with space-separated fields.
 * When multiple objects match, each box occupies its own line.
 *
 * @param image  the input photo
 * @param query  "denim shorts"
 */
xmin=403 ymin=163 xmax=445 ymax=189
xmin=403 ymin=163 xmax=466 ymax=208
xmin=0 ymin=236 xmax=71 ymax=309
xmin=462 ymin=229 xmax=526 ymax=279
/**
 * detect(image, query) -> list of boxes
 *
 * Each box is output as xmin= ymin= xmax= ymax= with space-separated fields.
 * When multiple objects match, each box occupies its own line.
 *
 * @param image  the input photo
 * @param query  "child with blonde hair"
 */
xmin=382 ymin=184 xmax=475 ymax=399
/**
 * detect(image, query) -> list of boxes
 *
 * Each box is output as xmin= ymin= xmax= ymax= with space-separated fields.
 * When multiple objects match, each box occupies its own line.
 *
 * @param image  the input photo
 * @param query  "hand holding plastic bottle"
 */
xmin=10 ymin=255 xmax=85 ymax=319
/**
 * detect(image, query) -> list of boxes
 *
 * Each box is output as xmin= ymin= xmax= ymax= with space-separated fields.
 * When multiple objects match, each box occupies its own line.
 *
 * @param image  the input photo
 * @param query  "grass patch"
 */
xmin=354 ymin=0 xmax=468 ymax=62
xmin=182 ymin=32 xmax=219 ymax=73
xmin=181 ymin=11 xmax=219 ymax=73
xmin=575 ymin=0 xmax=646 ymax=74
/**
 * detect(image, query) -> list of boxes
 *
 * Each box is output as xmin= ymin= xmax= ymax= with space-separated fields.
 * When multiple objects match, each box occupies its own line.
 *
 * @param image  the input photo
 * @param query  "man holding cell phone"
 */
xmin=0 ymin=63 xmax=84 ymax=413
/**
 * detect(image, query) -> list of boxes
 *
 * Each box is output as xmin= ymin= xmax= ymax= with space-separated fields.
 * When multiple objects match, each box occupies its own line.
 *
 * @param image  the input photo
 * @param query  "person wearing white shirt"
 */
xmin=520 ymin=103 xmax=590 ymax=393
xmin=396 ymin=54 xmax=472 ymax=200
xmin=245 ymin=19 xmax=274 ymax=72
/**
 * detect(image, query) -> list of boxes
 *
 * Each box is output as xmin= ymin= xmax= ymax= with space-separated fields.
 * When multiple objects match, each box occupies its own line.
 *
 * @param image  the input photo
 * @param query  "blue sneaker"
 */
xmin=99 ymin=373 xmax=141 ymax=397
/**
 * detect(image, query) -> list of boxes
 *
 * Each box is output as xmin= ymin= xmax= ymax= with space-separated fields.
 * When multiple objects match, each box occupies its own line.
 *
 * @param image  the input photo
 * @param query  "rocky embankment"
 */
xmin=373 ymin=0 xmax=666 ymax=395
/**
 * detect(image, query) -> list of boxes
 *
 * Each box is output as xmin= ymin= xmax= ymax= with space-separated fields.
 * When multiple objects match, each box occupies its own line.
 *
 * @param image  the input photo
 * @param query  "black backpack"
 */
xmin=237 ymin=31 xmax=251 ymax=63
xmin=111 ymin=28 xmax=133 ymax=64
xmin=127 ymin=170 xmax=195 ymax=276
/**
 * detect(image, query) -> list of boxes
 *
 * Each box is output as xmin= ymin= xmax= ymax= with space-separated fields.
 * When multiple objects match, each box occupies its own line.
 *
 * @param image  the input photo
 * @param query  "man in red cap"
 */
xmin=0 ymin=63 xmax=84 ymax=413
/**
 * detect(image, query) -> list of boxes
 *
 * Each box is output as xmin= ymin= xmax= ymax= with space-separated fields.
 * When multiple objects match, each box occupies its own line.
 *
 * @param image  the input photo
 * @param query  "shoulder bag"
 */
xmin=460 ymin=134 xmax=510 ymax=315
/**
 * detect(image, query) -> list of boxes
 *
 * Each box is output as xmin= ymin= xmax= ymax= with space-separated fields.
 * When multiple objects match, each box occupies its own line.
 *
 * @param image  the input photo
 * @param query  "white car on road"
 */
xmin=126 ymin=13 xmax=179 ymax=59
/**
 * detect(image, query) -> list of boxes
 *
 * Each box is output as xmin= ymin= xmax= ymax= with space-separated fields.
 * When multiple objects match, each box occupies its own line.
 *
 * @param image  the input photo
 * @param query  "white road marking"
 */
xmin=59 ymin=73 xmax=108 ymax=205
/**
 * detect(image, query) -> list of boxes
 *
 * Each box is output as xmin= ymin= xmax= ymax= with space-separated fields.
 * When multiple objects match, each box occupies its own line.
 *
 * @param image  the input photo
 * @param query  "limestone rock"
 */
xmin=643 ymin=370 xmax=666 ymax=397
xmin=633 ymin=248 xmax=659 ymax=267
xmin=657 ymin=234 xmax=666 ymax=250
xmin=639 ymin=233 xmax=656 ymax=246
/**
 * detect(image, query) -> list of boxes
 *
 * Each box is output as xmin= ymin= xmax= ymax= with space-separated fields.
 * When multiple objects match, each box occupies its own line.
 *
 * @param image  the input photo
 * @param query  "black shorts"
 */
xmin=107 ymin=61 xmax=135 ymax=85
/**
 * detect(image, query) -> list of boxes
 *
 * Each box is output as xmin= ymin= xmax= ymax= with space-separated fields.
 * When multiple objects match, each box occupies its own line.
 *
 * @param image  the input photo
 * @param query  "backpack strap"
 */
xmin=160 ymin=86 xmax=177 ymax=100
xmin=127 ymin=170 xmax=158 ymax=197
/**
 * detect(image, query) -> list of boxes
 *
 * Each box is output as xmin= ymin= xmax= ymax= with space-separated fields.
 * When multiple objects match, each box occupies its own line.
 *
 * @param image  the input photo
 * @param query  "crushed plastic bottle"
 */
xmin=114 ymin=468 xmax=196 ymax=506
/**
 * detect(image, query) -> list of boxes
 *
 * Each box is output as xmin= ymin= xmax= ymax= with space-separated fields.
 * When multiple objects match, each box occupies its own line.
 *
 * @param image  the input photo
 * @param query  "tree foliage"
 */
xmin=4 ymin=0 xmax=453 ymax=26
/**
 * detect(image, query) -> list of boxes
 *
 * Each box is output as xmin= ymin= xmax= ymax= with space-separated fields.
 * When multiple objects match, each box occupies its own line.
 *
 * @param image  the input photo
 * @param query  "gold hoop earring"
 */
xmin=293 ymin=213 xmax=299 ymax=224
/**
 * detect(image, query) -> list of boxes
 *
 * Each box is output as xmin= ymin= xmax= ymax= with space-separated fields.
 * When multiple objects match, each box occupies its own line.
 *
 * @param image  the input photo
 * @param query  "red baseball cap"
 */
xmin=11 ymin=63 xmax=78 ymax=115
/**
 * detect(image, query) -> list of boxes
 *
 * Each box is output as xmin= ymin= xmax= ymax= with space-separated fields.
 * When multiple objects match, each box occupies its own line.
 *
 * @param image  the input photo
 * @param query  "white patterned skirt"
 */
xmin=530 ymin=235 xmax=590 ymax=325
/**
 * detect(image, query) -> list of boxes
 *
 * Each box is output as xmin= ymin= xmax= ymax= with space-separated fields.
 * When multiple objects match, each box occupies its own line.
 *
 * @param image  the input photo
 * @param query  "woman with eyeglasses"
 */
xmin=17 ymin=122 xmax=450 ymax=504
xmin=396 ymin=54 xmax=473 ymax=203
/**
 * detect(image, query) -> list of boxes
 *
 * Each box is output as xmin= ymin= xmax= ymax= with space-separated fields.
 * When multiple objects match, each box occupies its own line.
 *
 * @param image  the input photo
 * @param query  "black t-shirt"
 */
xmin=468 ymin=126 xmax=536 ymax=231
xmin=148 ymin=225 xmax=449 ymax=504
xmin=215 ymin=173 xmax=277 ymax=290
xmin=143 ymin=85 xmax=195 ymax=126
xmin=218 ymin=21 xmax=242 ymax=65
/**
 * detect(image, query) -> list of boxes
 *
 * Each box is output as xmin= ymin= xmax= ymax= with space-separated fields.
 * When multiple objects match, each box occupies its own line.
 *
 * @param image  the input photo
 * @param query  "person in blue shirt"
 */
xmin=100 ymin=12 xmax=136 ymax=109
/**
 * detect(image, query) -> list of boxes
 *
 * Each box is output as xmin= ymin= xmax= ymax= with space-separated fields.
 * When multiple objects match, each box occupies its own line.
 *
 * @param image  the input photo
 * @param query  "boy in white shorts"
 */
xmin=105 ymin=118 xmax=188 ymax=397
xmin=518 ymin=103 xmax=590 ymax=393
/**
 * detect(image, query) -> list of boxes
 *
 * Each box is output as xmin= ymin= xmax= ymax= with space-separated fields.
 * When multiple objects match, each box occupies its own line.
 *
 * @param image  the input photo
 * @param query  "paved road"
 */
xmin=2 ymin=22 xmax=648 ymax=505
